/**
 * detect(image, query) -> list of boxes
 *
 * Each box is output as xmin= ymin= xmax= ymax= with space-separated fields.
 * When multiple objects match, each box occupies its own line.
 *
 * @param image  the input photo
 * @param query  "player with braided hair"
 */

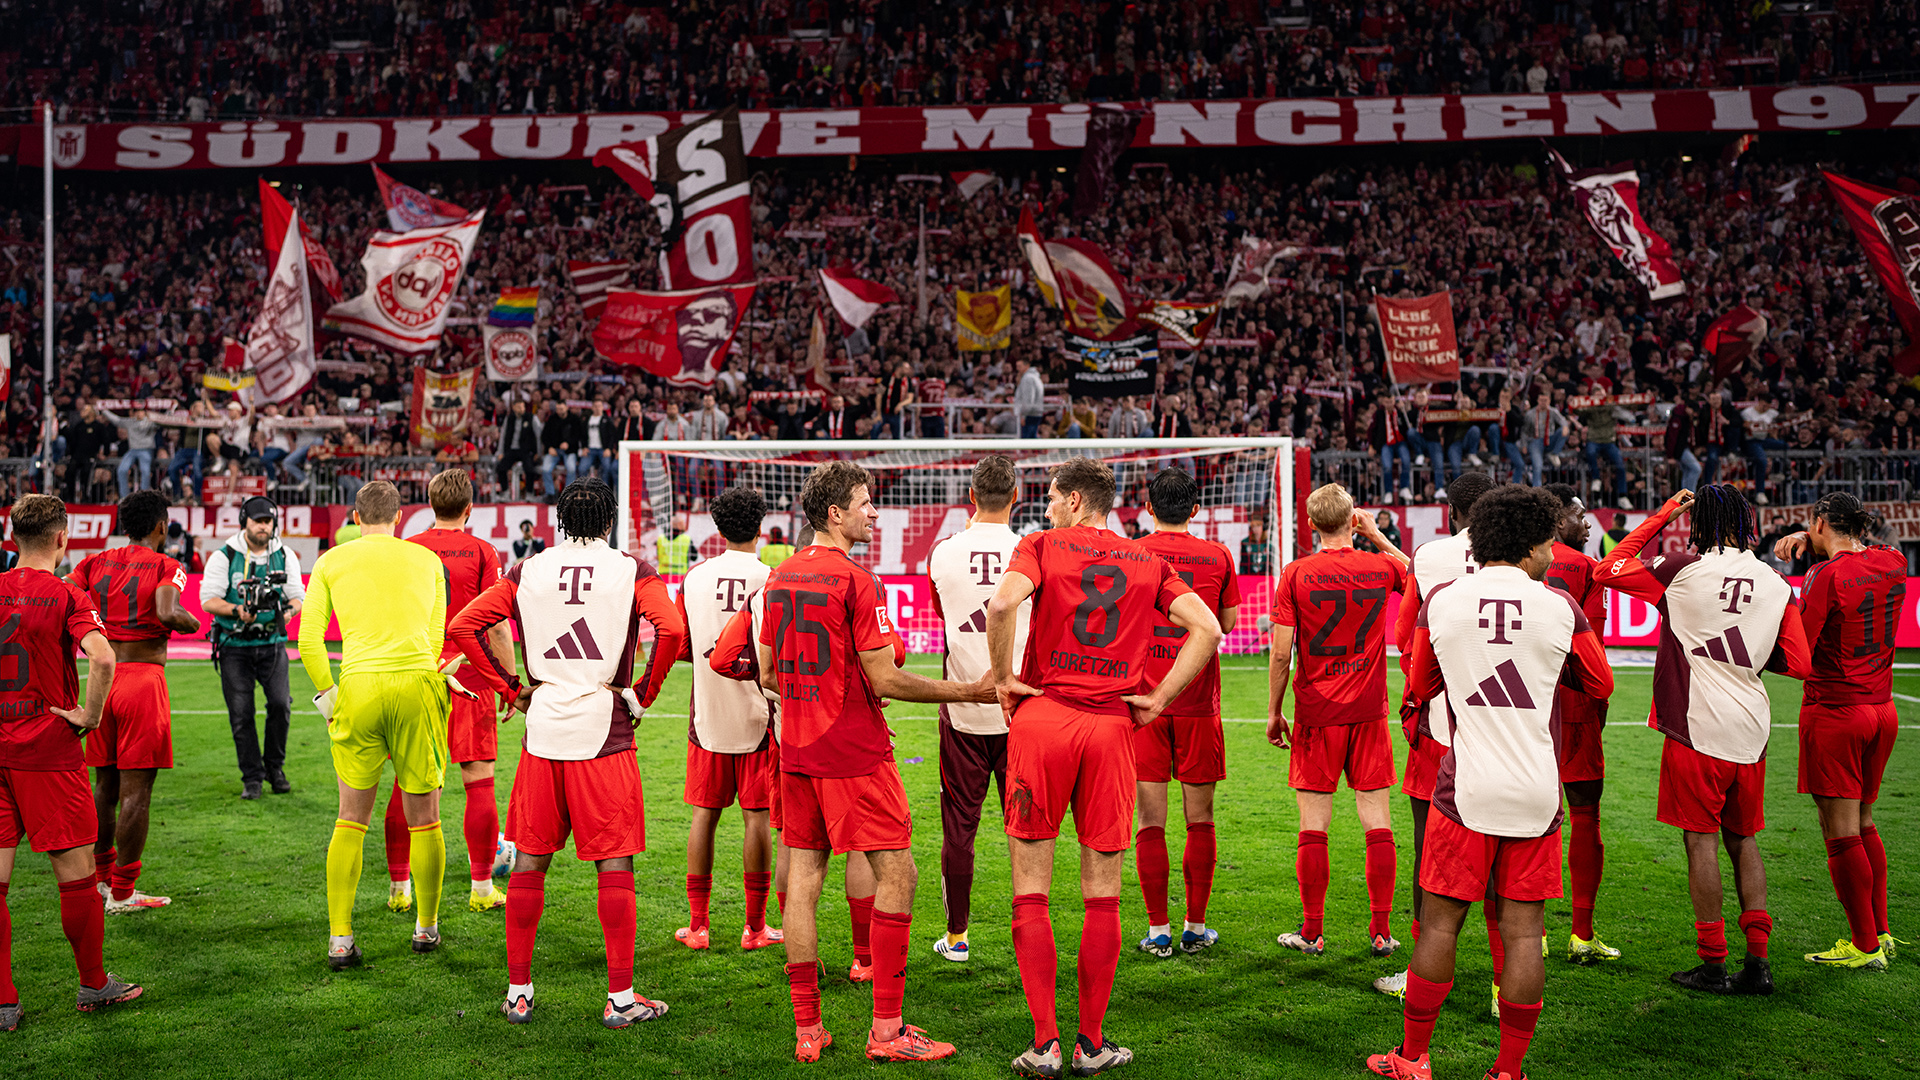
xmin=1774 ymin=492 xmax=1907 ymax=969
xmin=448 ymin=476 xmax=689 ymax=1027
xmin=1595 ymin=485 xmax=1810 ymax=994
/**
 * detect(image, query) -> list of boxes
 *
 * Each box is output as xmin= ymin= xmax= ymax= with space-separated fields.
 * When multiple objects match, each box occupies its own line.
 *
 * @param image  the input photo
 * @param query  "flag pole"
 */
xmin=916 ymin=199 xmax=927 ymax=327
xmin=41 ymin=102 xmax=54 ymax=494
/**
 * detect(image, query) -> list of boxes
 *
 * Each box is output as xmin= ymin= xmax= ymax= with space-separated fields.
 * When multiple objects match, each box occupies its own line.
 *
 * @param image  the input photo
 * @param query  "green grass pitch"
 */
xmin=3 ymin=653 xmax=1916 ymax=1079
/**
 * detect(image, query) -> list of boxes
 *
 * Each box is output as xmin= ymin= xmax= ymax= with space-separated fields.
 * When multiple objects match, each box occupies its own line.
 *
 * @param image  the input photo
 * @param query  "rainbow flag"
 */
xmin=487 ymin=286 xmax=539 ymax=328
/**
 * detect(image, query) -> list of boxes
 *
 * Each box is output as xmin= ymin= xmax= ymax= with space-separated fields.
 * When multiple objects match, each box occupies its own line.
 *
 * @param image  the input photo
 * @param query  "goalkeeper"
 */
xmin=299 ymin=481 xmax=473 ymax=970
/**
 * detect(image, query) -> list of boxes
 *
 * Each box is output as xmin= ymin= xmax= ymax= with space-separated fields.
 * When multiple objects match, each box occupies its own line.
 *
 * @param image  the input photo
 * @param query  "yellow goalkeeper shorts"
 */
xmin=328 ymin=672 xmax=450 ymax=794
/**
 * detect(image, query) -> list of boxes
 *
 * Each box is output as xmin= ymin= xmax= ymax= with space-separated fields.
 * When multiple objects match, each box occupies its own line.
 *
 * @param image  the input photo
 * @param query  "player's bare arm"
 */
xmin=858 ymin=646 xmax=996 ymax=704
xmin=986 ymin=568 xmax=1043 ymax=720
xmin=154 ymin=583 xmax=201 ymax=635
xmin=1121 ymin=591 xmax=1222 ymax=727
xmin=52 ymin=628 xmax=117 ymax=733
xmin=1267 ymin=624 xmax=1295 ymax=748
xmin=1352 ymin=509 xmax=1410 ymax=567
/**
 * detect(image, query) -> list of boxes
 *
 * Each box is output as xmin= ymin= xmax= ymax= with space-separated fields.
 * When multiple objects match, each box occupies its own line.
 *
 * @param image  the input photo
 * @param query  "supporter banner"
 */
xmin=593 ymin=284 xmax=757 ymax=386
xmin=259 ymin=179 xmax=343 ymax=302
xmin=951 ymin=170 xmax=996 ymax=199
xmin=245 ymin=205 xmax=318 ymax=402
xmin=1137 ymin=300 xmax=1220 ymax=348
xmin=955 ymin=286 xmax=1012 ymax=351
xmin=1377 ymin=292 xmax=1460 ymax=384
xmin=1552 ymin=154 xmax=1686 ymax=300
xmin=1222 ymin=237 xmax=1288 ymax=308
xmin=1017 ymin=207 xmax=1061 ymax=307
xmin=372 ymin=164 xmax=470 ymax=232
xmin=482 ymin=324 xmax=540 ymax=382
xmin=567 ymin=259 xmax=631 ymax=321
xmin=1073 ymin=105 xmax=1143 ymax=215
xmin=324 ymin=212 xmax=484 ymax=354
xmin=1046 ymin=239 xmax=1133 ymax=338
xmin=408 ymin=365 xmax=477 ymax=449
xmin=28 ymin=88 xmax=1920 ymax=170
xmin=596 ymin=106 xmax=754 ymax=290
xmin=1565 ymin=391 xmax=1656 ymax=408
xmin=818 ymin=267 xmax=898 ymax=331
xmin=1702 ymin=304 xmax=1769 ymax=380
xmin=1063 ymin=328 xmax=1158 ymax=398
xmin=1825 ymin=171 xmax=1920 ymax=374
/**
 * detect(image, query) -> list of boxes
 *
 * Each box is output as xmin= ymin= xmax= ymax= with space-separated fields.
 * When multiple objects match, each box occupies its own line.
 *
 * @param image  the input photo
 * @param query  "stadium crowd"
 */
xmin=6 ymin=141 xmax=1920 ymax=514
xmin=8 ymin=0 xmax=1920 ymax=123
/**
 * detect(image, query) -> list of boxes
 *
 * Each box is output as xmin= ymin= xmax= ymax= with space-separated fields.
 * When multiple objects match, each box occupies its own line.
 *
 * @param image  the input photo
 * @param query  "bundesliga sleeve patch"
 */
xmin=875 ymin=605 xmax=895 ymax=635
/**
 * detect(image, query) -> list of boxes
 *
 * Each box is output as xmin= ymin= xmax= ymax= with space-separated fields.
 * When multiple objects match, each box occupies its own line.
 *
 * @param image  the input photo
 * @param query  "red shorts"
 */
xmin=1557 ymin=721 xmax=1606 ymax=784
xmin=0 ymin=767 xmax=95 ymax=853
xmin=506 ymin=748 xmax=647 ymax=861
xmin=781 ymin=761 xmax=913 ymax=854
xmin=1798 ymin=701 xmax=1899 ymax=802
xmin=684 ymin=740 xmax=775 ymax=810
xmin=446 ymin=685 xmax=498 ymax=764
xmin=1657 ymin=738 xmax=1765 ymax=836
xmin=1419 ymin=809 xmax=1564 ymax=903
xmin=1402 ymin=738 xmax=1443 ymax=801
xmin=84 ymin=661 xmax=172 ymax=770
xmin=1005 ymin=699 xmax=1136 ymax=853
xmin=1132 ymin=710 xmax=1225 ymax=784
xmin=1289 ymin=719 xmax=1396 ymax=794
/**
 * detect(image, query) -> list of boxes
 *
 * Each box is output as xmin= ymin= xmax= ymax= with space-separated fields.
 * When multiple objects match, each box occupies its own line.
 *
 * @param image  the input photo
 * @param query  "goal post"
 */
xmin=617 ymin=437 xmax=1300 ymax=655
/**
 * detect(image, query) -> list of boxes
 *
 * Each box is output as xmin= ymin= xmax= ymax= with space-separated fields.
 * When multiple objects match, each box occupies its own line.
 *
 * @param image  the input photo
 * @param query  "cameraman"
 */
xmin=200 ymin=496 xmax=305 ymax=800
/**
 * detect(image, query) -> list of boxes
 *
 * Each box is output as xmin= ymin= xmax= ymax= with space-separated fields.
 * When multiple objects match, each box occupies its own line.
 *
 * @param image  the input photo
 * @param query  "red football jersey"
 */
xmin=1271 ymin=546 xmax=1408 ymax=727
xmin=1799 ymin=545 xmax=1908 ymax=705
xmin=759 ymin=545 xmax=904 ymax=779
xmin=1007 ymin=525 xmax=1194 ymax=716
xmin=66 ymin=544 xmax=188 ymax=642
xmin=0 ymin=567 xmax=107 ymax=770
xmin=1546 ymin=541 xmax=1609 ymax=725
xmin=1136 ymin=530 xmax=1242 ymax=718
xmin=409 ymin=527 xmax=504 ymax=658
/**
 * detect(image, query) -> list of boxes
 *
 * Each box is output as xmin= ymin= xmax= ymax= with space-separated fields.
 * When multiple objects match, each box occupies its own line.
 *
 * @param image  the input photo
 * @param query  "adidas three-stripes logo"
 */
xmin=956 ymin=606 xmax=989 ymax=632
xmin=1689 ymin=626 xmax=1751 ymax=666
xmin=1463 ymin=659 xmax=1537 ymax=710
xmin=543 ymin=618 xmax=604 ymax=661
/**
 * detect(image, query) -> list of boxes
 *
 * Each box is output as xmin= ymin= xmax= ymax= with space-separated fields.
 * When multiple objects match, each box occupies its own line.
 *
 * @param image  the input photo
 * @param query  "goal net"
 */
xmin=618 ymin=437 xmax=1301 ymax=655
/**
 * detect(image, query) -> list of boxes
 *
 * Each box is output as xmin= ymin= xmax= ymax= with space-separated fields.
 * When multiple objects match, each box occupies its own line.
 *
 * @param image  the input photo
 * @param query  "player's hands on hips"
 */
xmin=501 ymin=684 xmax=533 ymax=724
xmin=313 ymin=685 xmax=338 ymax=723
xmin=1774 ymin=530 xmax=1810 ymax=560
xmin=995 ymin=675 xmax=1042 ymax=724
xmin=965 ymin=674 xmax=998 ymax=704
xmin=1122 ymin=693 xmax=1167 ymax=728
xmin=51 ymin=704 xmax=99 ymax=734
xmin=1267 ymin=711 xmax=1291 ymax=749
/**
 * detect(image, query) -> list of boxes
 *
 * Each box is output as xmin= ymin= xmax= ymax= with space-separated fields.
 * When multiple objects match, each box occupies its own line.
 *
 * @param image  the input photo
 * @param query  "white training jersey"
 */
xmin=1409 ymin=527 xmax=1474 ymax=747
xmin=1423 ymin=566 xmax=1585 ymax=837
xmin=515 ymin=538 xmax=642 ymax=760
xmin=680 ymin=549 xmax=773 ymax=753
xmin=927 ymin=522 xmax=1029 ymax=735
xmin=1639 ymin=547 xmax=1793 ymax=764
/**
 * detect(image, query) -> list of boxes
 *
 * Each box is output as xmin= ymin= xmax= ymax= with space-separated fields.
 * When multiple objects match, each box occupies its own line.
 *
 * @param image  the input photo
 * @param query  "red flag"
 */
xmin=817 ymin=267 xmax=898 ymax=332
xmin=373 ymin=165 xmax=471 ymax=232
xmin=1043 ymin=238 xmax=1132 ymax=339
xmin=259 ymin=179 xmax=342 ymax=302
xmin=592 ymin=285 xmax=758 ymax=387
xmin=221 ymin=337 xmax=247 ymax=372
xmin=1701 ymin=305 xmax=1769 ymax=381
xmin=595 ymin=107 xmax=753 ymax=289
xmin=567 ymin=259 xmax=633 ymax=321
xmin=1376 ymin=292 xmax=1460 ymax=384
xmin=1549 ymin=151 xmax=1686 ymax=301
xmin=593 ymin=143 xmax=655 ymax=201
xmin=1824 ymin=171 xmax=1920 ymax=375
xmin=951 ymin=170 xmax=995 ymax=199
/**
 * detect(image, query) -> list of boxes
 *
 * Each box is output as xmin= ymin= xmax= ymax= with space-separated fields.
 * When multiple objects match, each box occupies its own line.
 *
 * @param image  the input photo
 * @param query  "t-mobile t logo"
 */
xmin=716 ymin=577 xmax=748 ymax=612
xmin=969 ymin=550 xmax=1004 ymax=586
xmin=558 ymin=565 xmax=595 ymax=604
xmin=1478 ymin=597 xmax=1523 ymax=644
xmin=1719 ymin=577 xmax=1755 ymax=614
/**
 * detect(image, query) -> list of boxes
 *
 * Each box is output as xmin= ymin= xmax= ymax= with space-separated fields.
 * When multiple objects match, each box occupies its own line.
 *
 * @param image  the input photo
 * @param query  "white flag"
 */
xmin=482 ymin=324 xmax=540 ymax=382
xmin=324 ymin=212 xmax=485 ymax=354
xmin=246 ymin=207 xmax=317 ymax=402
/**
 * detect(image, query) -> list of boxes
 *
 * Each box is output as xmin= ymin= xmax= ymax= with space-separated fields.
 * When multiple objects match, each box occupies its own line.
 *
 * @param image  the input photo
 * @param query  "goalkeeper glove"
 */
xmin=313 ymin=685 xmax=338 ymax=722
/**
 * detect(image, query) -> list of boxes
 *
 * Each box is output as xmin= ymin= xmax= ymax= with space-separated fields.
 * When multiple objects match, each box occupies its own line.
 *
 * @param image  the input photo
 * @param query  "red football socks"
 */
xmin=869 ymin=908 xmax=912 ymax=1027
xmin=1694 ymin=918 xmax=1727 ymax=963
xmin=1486 ymin=905 xmax=1506 ymax=981
xmin=1568 ymin=803 xmax=1602 ymax=940
xmin=109 ymin=860 xmax=143 ymax=902
xmin=94 ymin=848 xmax=116 ymax=886
xmin=1183 ymin=823 xmax=1216 ymax=925
xmin=505 ymin=870 xmax=546 ymax=984
xmin=776 ymin=890 xmax=787 ymax=915
xmin=1297 ymin=831 xmax=1329 ymax=939
xmin=848 ymin=894 xmax=874 ymax=966
xmin=1134 ymin=826 xmax=1170 ymax=927
xmin=59 ymin=877 xmax=107 ymax=988
xmin=0 ymin=881 xmax=15 ymax=1004
xmin=1011 ymin=893 xmax=1059 ymax=1046
xmin=1400 ymin=971 xmax=1452 ymax=1058
xmin=686 ymin=874 xmax=713 ymax=931
xmin=462 ymin=777 xmax=498 ymax=882
xmin=1738 ymin=909 xmax=1772 ymax=959
xmin=1825 ymin=835 xmax=1879 ymax=952
xmin=1493 ymin=997 xmax=1543 ymax=1077
xmin=1862 ymin=825 xmax=1890 ymax=935
xmin=786 ymin=960 xmax=822 ymax=1028
xmin=383 ymin=784 xmax=409 ymax=882
xmin=1363 ymin=828 xmax=1395 ymax=939
xmin=1078 ymin=897 xmax=1121 ymax=1048
xmin=598 ymin=870 xmax=636 ymax=993
xmin=744 ymin=871 xmax=772 ymax=932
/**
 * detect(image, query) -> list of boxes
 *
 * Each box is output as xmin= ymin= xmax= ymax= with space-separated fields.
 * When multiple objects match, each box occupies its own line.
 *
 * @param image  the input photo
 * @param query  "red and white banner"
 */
xmin=567 ymin=259 xmax=631 ymax=321
xmin=372 ymin=164 xmax=470 ymax=232
xmin=951 ymin=170 xmax=996 ymax=198
xmin=259 ymin=179 xmax=342 ymax=302
xmin=408 ymin=365 xmax=477 ymax=449
xmin=25 ymin=87 xmax=1920 ymax=169
xmin=324 ymin=212 xmax=484 ymax=353
xmin=482 ymin=324 xmax=540 ymax=382
xmin=596 ymin=106 xmax=754 ymax=291
xmin=1043 ymin=238 xmax=1133 ymax=339
xmin=592 ymin=284 xmax=758 ymax=386
xmin=818 ymin=267 xmax=898 ymax=331
xmin=1376 ymin=292 xmax=1460 ymax=384
xmin=1825 ymin=171 xmax=1920 ymax=374
xmin=1702 ymin=304 xmax=1770 ymax=380
xmin=1553 ymin=154 xmax=1686 ymax=301
xmin=246 ymin=205 xmax=318 ymax=402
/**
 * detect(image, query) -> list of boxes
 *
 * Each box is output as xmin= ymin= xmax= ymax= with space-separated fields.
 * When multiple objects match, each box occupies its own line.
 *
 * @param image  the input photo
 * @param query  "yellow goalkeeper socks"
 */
xmin=327 ymin=820 xmax=369 ymax=937
xmin=409 ymin=821 xmax=446 ymax=930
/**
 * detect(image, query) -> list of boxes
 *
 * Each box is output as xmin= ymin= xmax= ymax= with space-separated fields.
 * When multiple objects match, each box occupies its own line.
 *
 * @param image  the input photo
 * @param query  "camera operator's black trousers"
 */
xmin=220 ymin=643 xmax=292 ymax=785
